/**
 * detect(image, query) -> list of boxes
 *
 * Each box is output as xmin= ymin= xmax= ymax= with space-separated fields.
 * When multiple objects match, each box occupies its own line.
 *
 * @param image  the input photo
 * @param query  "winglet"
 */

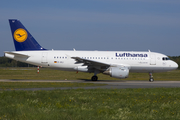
xmin=9 ymin=19 xmax=46 ymax=51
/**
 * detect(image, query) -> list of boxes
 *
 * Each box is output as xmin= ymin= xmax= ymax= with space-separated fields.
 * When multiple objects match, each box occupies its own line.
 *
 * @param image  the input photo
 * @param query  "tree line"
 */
xmin=0 ymin=56 xmax=179 ymax=69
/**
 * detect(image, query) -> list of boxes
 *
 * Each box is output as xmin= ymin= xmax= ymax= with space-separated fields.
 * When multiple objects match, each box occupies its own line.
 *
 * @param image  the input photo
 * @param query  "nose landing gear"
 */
xmin=149 ymin=73 xmax=154 ymax=82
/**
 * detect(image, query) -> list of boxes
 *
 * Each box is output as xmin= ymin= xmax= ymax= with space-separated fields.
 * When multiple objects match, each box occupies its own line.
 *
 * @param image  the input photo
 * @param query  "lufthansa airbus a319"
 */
xmin=4 ymin=19 xmax=178 ymax=82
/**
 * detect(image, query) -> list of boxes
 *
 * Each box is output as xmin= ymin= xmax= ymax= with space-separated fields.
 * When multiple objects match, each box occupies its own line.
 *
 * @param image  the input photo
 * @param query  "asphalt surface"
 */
xmin=1 ymin=79 xmax=180 ymax=91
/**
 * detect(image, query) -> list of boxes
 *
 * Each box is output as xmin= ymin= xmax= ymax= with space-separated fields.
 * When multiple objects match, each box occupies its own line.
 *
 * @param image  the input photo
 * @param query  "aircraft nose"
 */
xmin=172 ymin=61 xmax=178 ymax=70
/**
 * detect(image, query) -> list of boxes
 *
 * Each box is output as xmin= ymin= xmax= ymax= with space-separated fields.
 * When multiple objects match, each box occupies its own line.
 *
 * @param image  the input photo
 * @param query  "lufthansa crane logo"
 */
xmin=14 ymin=28 xmax=28 ymax=42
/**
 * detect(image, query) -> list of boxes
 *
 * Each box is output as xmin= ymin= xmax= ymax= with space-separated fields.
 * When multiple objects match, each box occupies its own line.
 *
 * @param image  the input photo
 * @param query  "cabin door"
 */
xmin=150 ymin=54 xmax=156 ymax=65
xmin=41 ymin=52 xmax=48 ymax=63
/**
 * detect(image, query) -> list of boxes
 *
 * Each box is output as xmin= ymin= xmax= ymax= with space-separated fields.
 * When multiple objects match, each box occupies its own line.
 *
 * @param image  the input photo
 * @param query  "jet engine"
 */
xmin=103 ymin=66 xmax=129 ymax=79
xmin=74 ymin=66 xmax=88 ymax=72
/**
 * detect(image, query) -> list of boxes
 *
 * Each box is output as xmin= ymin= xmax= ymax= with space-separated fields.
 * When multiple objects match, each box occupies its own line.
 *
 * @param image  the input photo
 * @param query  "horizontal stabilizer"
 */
xmin=4 ymin=51 xmax=29 ymax=57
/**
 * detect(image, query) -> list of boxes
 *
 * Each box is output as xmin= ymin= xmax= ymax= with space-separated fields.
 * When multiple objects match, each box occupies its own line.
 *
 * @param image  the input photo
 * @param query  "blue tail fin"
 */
xmin=9 ymin=19 xmax=46 ymax=51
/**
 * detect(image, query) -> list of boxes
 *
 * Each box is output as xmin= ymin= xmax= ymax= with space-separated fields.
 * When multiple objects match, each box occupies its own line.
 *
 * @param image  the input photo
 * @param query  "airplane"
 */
xmin=4 ymin=19 xmax=178 ymax=82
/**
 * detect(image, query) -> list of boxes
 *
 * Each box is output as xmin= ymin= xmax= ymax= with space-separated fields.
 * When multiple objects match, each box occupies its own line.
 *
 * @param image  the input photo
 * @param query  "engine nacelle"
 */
xmin=74 ymin=66 xmax=88 ymax=72
xmin=103 ymin=66 xmax=129 ymax=79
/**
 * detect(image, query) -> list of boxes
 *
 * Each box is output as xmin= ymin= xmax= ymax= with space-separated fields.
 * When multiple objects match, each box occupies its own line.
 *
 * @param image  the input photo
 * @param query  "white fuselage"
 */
xmin=5 ymin=50 xmax=178 ymax=73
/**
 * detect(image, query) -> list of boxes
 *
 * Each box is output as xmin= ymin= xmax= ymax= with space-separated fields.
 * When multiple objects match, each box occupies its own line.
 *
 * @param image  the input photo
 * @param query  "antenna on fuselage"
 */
xmin=148 ymin=49 xmax=151 ymax=52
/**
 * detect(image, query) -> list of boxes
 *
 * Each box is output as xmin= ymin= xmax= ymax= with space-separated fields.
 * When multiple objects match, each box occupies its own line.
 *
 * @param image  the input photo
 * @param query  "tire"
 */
xmin=91 ymin=76 xmax=98 ymax=81
xmin=149 ymin=78 xmax=154 ymax=82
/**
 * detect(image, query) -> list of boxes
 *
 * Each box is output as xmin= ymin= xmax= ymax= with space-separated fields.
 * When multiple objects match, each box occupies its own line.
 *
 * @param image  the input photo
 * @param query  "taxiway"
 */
xmin=0 ymin=79 xmax=180 ymax=91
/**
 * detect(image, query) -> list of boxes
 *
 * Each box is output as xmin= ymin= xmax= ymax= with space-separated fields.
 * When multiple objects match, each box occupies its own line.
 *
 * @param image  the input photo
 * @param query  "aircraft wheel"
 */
xmin=91 ymin=76 xmax=98 ymax=81
xmin=149 ymin=78 xmax=154 ymax=82
xmin=149 ymin=72 xmax=154 ymax=82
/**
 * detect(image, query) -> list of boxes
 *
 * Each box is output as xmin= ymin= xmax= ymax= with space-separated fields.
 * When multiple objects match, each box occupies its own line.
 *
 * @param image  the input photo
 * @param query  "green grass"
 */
xmin=0 ymin=82 xmax=106 ymax=89
xmin=0 ymin=88 xmax=180 ymax=120
xmin=0 ymin=67 xmax=180 ymax=81
xmin=0 ymin=67 xmax=180 ymax=119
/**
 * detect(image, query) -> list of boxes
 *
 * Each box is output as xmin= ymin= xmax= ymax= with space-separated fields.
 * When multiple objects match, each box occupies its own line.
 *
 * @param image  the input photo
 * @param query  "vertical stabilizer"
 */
xmin=9 ymin=19 xmax=46 ymax=51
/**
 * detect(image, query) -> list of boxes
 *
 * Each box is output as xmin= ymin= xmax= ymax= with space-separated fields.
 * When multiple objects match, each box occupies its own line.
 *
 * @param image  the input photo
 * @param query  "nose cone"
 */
xmin=171 ymin=61 xmax=178 ymax=70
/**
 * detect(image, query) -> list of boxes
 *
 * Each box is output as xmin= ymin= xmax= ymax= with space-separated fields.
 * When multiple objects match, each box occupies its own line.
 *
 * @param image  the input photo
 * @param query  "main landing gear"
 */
xmin=91 ymin=76 xmax=98 ymax=81
xmin=91 ymin=70 xmax=99 ymax=81
xmin=149 ymin=72 xmax=154 ymax=82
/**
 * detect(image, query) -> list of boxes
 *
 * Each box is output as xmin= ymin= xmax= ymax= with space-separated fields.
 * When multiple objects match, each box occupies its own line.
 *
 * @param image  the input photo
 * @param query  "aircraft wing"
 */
xmin=71 ymin=57 xmax=110 ymax=71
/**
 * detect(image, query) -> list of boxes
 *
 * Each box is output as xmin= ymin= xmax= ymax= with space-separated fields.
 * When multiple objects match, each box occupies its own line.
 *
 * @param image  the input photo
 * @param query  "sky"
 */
xmin=0 ymin=0 xmax=180 ymax=56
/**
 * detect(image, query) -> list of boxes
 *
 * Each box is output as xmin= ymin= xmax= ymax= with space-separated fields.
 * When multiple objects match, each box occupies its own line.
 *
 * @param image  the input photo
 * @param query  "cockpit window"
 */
xmin=162 ymin=57 xmax=170 ymax=61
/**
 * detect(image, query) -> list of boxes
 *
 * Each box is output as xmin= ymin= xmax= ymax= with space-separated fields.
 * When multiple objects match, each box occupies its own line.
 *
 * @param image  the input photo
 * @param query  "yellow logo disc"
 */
xmin=14 ymin=28 xmax=28 ymax=42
